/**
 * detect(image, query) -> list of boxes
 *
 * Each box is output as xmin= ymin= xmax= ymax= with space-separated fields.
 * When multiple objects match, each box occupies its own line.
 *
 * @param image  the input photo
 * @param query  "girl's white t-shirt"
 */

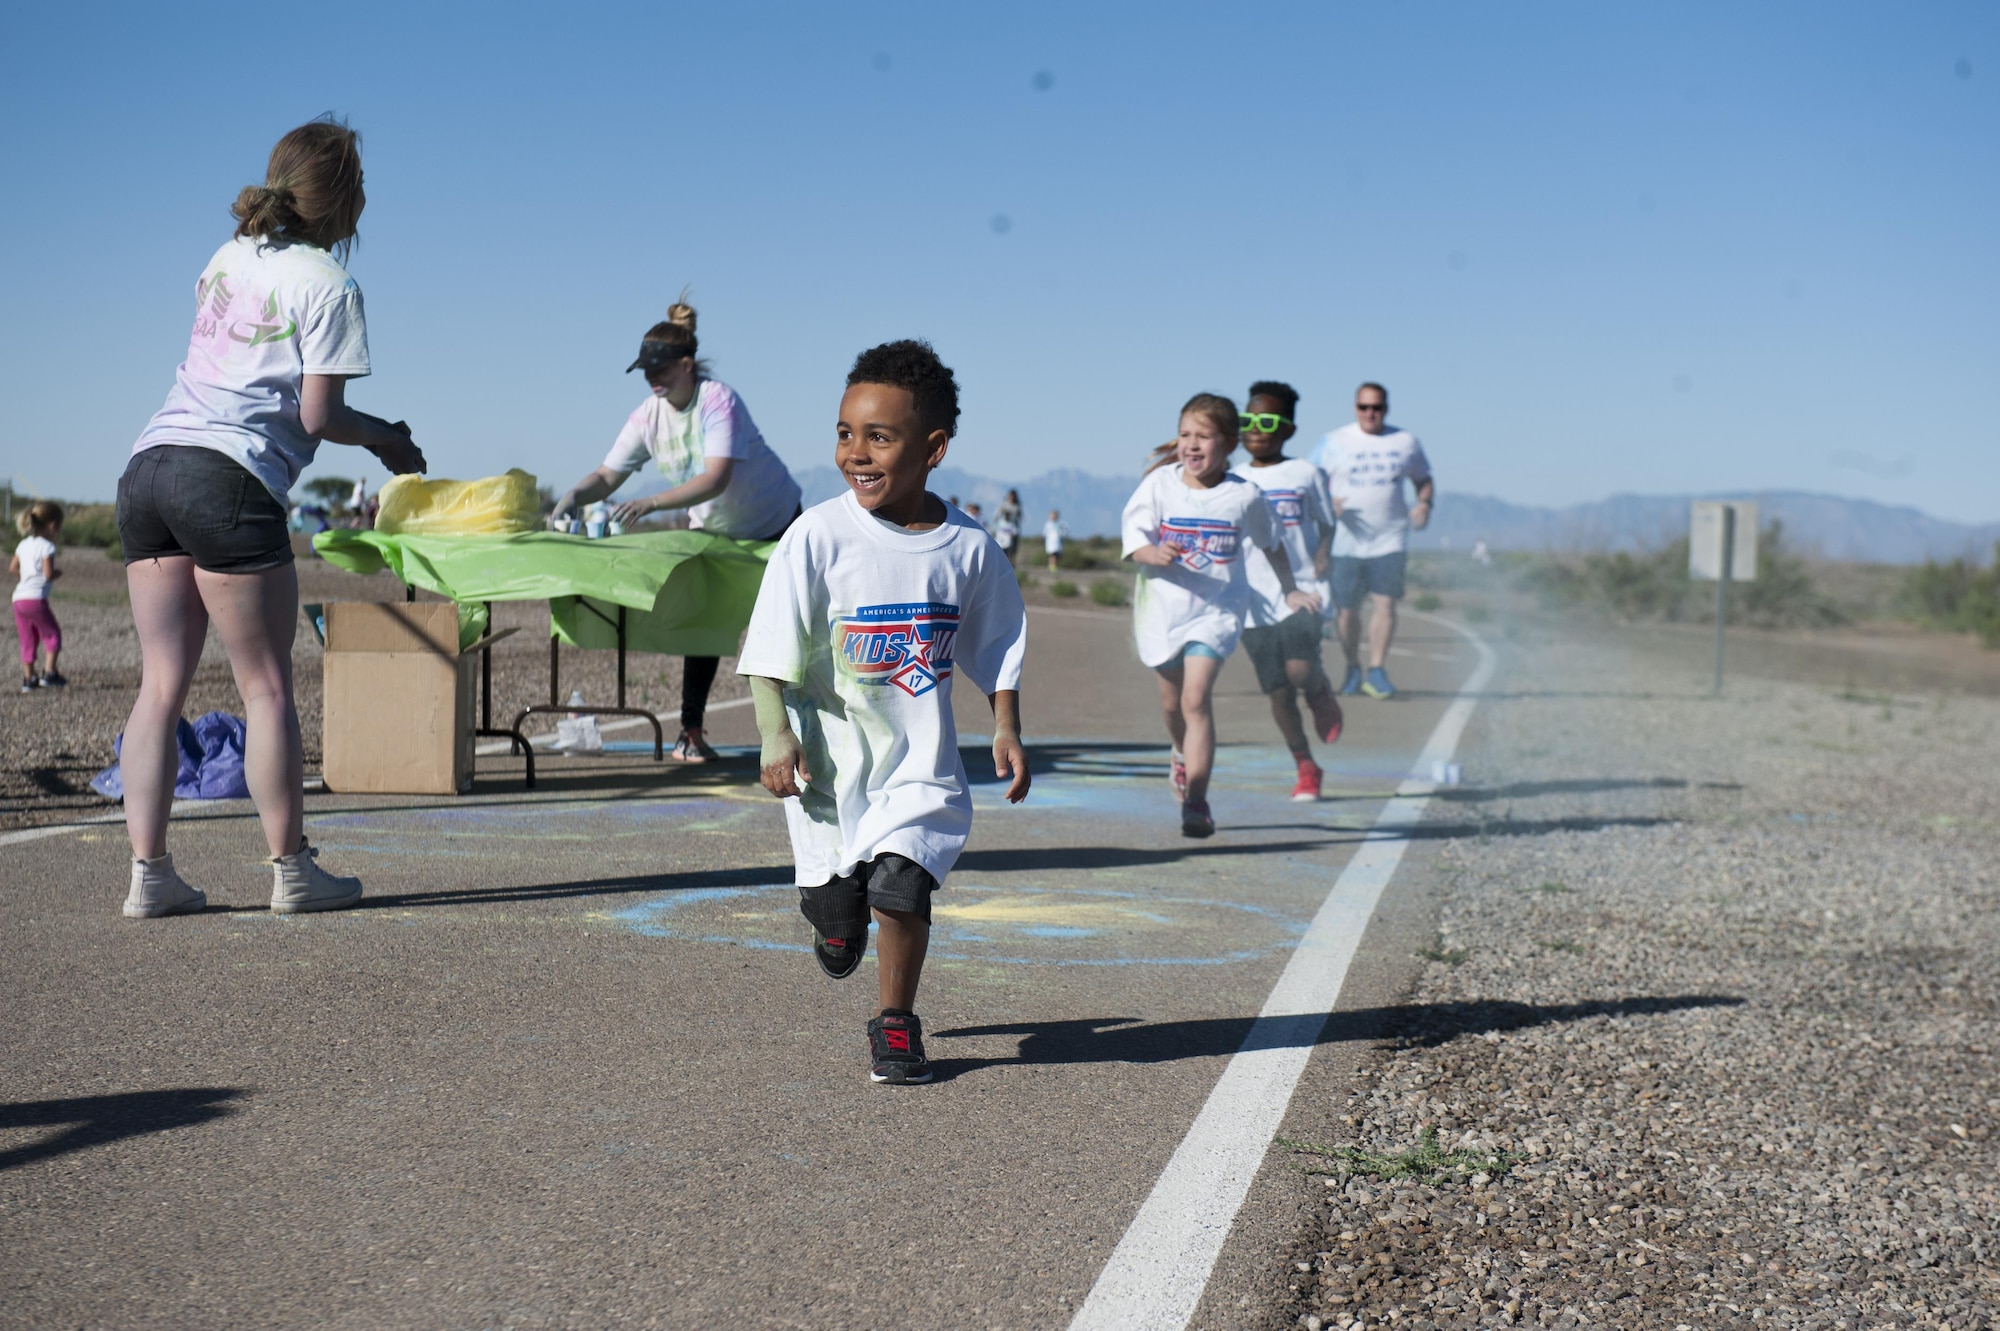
xmin=1120 ymin=465 xmax=1279 ymax=667
xmin=1231 ymin=457 xmax=1334 ymax=626
xmin=134 ymin=235 xmax=371 ymax=499
xmin=736 ymin=492 xmax=1028 ymax=887
xmin=602 ymin=379 xmax=802 ymax=540
xmin=12 ymin=536 xmax=55 ymax=602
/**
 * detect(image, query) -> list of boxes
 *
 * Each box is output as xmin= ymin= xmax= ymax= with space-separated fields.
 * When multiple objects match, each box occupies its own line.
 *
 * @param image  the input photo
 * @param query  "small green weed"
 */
xmin=1527 ymin=880 xmax=1570 ymax=894
xmin=1050 ymin=580 xmax=1079 ymax=599
xmin=1015 ymin=569 xmax=1037 ymax=589
xmin=1413 ymin=591 xmax=1443 ymax=612
xmin=1089 ymin=580 xmax=1129 ymax=607
xmin=1463 ymin=604 xmax=1490 ymax=623
xmin=1417 ymin=943 xmax=1471 ymax=965
xmin=1537 ymin=937 xmax=1584 ymax=954
xmin=1277 ymin=1127 xmax=1518 ymax=1182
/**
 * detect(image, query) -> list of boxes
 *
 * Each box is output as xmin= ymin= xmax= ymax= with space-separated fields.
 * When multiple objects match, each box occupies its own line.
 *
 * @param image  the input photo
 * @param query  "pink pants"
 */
xmin=13 ymin=599 xmax=59 ymax=668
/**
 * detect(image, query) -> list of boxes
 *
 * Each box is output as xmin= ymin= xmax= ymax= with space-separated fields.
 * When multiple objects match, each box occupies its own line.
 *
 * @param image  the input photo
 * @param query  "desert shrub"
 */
xmin=1089 ymin=579 xmax=1129 ymax=607
xmin=1015 ymin=569 xmax=1037 ymax=588
xmin=1903 ymin=544 xmax=2000 ymax=647
xmin=300 ymin=476 xmax=355 ymax=513
xmin=1520 ymin=523 xmax=1841 ymax=628
xmin=1050 ymin=580 xmax=1079 ymax=599
xmin=1412 ymin=591 xmax=1442 ymax=612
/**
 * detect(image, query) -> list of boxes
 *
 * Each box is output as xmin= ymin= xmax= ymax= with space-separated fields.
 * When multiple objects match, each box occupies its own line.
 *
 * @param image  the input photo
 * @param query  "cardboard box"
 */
xmin=321 ymin=602 xmax=476 ymax=795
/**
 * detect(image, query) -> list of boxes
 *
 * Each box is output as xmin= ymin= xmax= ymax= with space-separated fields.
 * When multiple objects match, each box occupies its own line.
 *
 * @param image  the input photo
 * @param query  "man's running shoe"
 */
xmin=867 ymin=1012 xmax=933 ymax=1084
xmin=672 ymin=728 xmax=721 ymax=763
xmin=813 ymin=928 xmax=865 ymax=980
xmin=1169 ymin=748 xmax=1188 ymax=802
xmin=1307 ymin=686 xmax=1344 ymax=744
xmin=1181 ymin=799 xmax=1214 ymax=838
xmin=1291 ymin=759 xmax=1323 ymax=803
xmin=1338 ymin=664 xmax=1363 ymax=696
xmin=1361 ymin=667 xmax=1397 ymax=699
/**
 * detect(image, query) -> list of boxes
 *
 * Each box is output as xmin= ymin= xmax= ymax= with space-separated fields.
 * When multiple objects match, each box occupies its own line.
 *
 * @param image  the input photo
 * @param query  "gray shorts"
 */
xmin=117 ymin=446 xmax=293 ymax=574
xmin=1240 ymin=611 xmax=1327 ymax=693
xmin=1330 ymin=551 xmax=1408 ymax=607
xmin=798 ymin=853 xmax=939 ymax=935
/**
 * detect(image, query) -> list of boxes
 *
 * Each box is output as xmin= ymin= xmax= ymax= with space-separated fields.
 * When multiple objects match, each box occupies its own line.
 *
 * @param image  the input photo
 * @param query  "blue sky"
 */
xmin=3 ymin=2 xmax=1995 ymax=521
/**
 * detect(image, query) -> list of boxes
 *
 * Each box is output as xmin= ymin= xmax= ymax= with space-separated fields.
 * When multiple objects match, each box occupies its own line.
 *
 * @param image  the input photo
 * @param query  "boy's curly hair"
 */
xmin=1247 ymin=379 xmax=1300 ymax=418
xmin=846 ymin=340 xmax=960 ymax=439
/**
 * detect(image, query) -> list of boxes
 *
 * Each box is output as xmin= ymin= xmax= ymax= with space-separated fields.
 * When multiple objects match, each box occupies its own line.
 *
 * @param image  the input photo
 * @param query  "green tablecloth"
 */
xmin=312 ymin=529 xmax=777 ymax=657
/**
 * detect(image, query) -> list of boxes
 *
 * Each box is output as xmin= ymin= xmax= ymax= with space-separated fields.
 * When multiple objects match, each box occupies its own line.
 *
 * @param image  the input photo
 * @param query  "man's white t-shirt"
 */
xmin=1231 ymin=457 xmax=1334 ymax=626
xmin=1311 ymin=423 xmax=1432 ymax=559
xmin=134 ymin=235 xmax=370 ymax=499
xmin=736 ymin=493 xmax=1028 ymax=887
xmin=12 ymin=536 xmax=55 ymax=602
xmin=603 ymin=379 xmax=802 ymax=541
xmin=1120 ymin=465 xmax=1279 ymax=667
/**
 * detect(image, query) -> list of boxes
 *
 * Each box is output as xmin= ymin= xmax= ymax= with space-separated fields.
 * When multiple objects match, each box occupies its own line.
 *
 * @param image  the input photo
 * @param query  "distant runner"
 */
xmin=1311 ymin=382 xmax=1434 ymax=699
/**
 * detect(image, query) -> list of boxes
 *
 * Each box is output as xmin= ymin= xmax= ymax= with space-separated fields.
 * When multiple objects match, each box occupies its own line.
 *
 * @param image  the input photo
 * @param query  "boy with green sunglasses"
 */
xmin=1230 ymin=381 xmax=1343 ymax=802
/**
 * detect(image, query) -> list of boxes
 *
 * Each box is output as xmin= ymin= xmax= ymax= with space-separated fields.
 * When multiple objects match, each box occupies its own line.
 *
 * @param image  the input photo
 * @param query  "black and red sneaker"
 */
xmin=866 ymin=1011 xmax=933 ymax=1084
xmin=814 ymin=929 xmax=865 ymax=980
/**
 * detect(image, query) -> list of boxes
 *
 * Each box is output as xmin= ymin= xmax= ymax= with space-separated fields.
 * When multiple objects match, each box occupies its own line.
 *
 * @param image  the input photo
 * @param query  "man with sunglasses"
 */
xmin=1310 ymin=382 xmax=1433 ymax=699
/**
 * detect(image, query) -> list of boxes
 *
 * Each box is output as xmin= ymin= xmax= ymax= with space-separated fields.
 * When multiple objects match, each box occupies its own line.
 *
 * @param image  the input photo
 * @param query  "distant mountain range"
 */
xmin=793 ymin=467 xmax=1999 ymax=565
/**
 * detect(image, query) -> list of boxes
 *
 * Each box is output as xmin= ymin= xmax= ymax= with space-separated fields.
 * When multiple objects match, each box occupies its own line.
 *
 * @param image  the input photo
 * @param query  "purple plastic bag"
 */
xmin=91 ymin=712 xmax=251 ymax=801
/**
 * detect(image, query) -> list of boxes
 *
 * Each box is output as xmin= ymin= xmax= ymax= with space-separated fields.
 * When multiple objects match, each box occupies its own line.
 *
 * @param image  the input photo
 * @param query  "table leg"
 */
xmin=617 ymin=606 xmax=627 ymax=709
xmin=549 ymin=634 xmax=559 ymax=707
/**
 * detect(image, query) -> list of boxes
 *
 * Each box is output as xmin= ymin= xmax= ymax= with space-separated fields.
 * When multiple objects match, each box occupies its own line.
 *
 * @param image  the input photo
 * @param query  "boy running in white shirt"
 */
xmin=738 ymin=340 xmax=1030 ymax=1085
xmin=1123 ymin=393 xmax=1319 ymax=838
xmin=1231 ymin=382 xmax=1343 ymax=801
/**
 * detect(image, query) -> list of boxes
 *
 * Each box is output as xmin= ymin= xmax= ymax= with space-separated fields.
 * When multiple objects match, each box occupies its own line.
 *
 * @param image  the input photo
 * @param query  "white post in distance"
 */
xmin=1689 ymin=501 xmax=1758 ymax=696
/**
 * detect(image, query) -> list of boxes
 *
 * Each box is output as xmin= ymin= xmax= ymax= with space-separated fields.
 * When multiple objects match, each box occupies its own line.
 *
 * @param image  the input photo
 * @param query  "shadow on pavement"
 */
xmin=351 ymin=864 xmax=791 ymax=911
xmin=0 ymin=1088 xmax=246 ymax=1172
xmin=928 ymin=995 xmax=1744 ymax=1079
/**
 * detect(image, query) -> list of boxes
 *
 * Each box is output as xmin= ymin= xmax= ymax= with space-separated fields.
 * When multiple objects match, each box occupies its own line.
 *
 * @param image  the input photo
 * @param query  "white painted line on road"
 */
xmin=1068 ymin=612 xmax=1495 ymax=1331
xmin=474 ymin=693 xmax=753 ymax=755
xmin=0 ymin=800 xmax=209 ymax=850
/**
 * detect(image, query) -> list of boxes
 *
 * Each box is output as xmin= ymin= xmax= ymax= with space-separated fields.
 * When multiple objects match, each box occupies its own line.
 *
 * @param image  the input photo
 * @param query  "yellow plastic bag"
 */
xmin=373 ymin=469 xmax=541 ymax=537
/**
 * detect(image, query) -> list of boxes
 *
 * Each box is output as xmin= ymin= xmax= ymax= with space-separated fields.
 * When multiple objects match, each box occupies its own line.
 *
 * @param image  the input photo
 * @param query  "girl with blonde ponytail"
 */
xmin=115 ymin=115 xmax=425 ymax=921
xmin=553 ymin=292 xmax=802 ymax=763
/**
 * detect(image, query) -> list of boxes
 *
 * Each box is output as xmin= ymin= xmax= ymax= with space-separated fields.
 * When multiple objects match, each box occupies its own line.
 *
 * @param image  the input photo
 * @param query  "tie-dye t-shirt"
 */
xmin=1120 ymin=465 xmax=1280 ymax=668
xmin=736 ymin=493 xmax=1028 ymax=887
xmin=601 ymin=379 xmax=802 ymax=540
xmin=133 ymin=235 xmax=370 ymax=498
xmin=1231 ymin=456 xmax=1335 ymax=627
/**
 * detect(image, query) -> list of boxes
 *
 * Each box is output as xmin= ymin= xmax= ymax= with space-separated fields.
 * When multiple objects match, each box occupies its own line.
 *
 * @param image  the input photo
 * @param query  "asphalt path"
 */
xmin=0 ymin=604 xmax=1482 ymax=1330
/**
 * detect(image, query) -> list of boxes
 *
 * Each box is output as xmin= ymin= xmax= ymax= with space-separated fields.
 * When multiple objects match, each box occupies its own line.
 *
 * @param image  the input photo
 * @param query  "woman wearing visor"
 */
xmin=552 ymin=296 xmax=801 ymax=762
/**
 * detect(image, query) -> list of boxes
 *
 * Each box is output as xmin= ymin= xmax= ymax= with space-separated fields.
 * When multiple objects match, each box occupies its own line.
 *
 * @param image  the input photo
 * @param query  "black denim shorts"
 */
xmin=117 ymin=446 xmax=293 ymax=573
xmin=798 ymin=853 xmax=940 ymax=934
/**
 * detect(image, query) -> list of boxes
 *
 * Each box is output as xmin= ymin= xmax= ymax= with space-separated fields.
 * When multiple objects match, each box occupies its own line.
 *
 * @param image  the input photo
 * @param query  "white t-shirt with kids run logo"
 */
xmin=1120 ymin=465 xmax=1280 ymax=668
xmin=602 ymin=379 xmax=802 ymax=540
xmin=134 ymin=235 xmax=371 ymax=499
xmin=1231 ymin=456 xmax=1334 ymax=627
xmin=736 ymin=492 xmax=1028 ymax=887
xmin=1310 ymin=423 xmax=1432 ymax=559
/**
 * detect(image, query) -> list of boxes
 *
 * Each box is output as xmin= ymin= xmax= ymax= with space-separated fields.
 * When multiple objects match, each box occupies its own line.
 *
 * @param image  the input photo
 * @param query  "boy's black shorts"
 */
xmin=798 ymin=853 xmax=939 ymax=937
xmin=1240 ymin=611 xmax=1326 ymax=694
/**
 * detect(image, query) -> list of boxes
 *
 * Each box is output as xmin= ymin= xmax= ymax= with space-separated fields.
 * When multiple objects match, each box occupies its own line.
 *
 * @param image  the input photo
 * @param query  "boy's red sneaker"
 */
xmin=1291 ymin=759 xmax=1323 ymax=803
xmin=1308 ymin=686 xmax=1344 ymax=744
xmin=867 ymin=1011 xmax=933 ymax=1084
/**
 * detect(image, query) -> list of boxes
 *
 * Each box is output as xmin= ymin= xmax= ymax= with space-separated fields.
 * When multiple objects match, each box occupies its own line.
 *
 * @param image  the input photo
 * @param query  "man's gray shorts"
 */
xmin=1330 ymin=551 xmax=1408 ymax=608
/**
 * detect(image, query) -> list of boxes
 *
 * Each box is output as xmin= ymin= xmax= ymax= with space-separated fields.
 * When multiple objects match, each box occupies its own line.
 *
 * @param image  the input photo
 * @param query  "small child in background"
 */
xmin=10 ymin=502 xmax=65 ymax=693
xmin=739 ymin=339 xmax=1030 ymax=1085
xmin=1122 ymin=394 xmax=1318 ymax=837
xmin=1043 ymin=510 xmax=1067 ymax=571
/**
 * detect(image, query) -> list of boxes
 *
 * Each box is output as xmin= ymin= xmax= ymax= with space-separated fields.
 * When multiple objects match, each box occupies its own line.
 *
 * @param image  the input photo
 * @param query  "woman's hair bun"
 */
xmin=666 ymin=286 xmax=697 ymax=333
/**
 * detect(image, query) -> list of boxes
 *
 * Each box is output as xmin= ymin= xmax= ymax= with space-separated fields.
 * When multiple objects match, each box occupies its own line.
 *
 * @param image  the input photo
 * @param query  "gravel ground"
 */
xmin=1269 ymin=620 xmax=2000 ymax=1330
xmin=0 ymin=547 xmax=746 ymax=832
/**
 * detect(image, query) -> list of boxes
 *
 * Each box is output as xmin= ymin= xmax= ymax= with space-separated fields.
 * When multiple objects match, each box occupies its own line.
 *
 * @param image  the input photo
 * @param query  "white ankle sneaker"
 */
xmin=123 ymin=854 xmax=207 ymax=919
xmin=270 ymin=838 xmax=363 ymax=914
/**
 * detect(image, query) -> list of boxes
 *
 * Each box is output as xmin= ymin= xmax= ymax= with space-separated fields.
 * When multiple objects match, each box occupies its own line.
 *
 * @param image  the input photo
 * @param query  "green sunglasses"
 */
xmin=1239 ymin=412 xmax=1293 ymax=433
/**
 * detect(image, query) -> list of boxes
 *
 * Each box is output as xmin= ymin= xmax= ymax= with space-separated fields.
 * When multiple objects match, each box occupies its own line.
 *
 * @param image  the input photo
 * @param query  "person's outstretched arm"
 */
xmin=1411 ymin=477 xmax=1436 ymax=529
xmin=1262 ymin=542 xmax=1322 ymax=615
xmin=989 ymin=689 xmax=1029 ymax=803
xmin=613 ymin=456 xmax=735 ymax=526
xmin=552 ymin=465 xmax=633 ymax=522
xmin=299 ymin=374 xmax=425 ymax=475
xmin=749 ymin=675 xmax=810 ymax=797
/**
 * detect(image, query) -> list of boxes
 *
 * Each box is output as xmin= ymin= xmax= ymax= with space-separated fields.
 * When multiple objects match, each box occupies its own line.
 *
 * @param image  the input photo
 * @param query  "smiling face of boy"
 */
xmin=837 ymin=382 xmax=949 ymax=528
